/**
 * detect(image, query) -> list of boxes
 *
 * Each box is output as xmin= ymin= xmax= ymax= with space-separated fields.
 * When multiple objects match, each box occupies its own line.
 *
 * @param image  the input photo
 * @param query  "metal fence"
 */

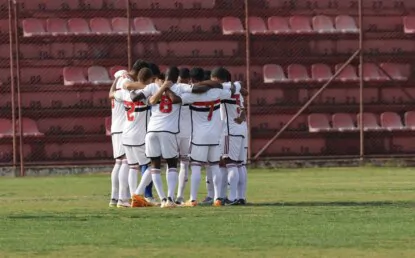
xmin=2 ymin=0 xmax=415 ymax=175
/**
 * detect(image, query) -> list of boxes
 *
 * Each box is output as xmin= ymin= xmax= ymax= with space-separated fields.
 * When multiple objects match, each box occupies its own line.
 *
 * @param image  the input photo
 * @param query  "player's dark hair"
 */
xmin=132 ymin=59 xmax=149 ymax=73
xmin=179 ymin=68 xmax=190 ymax=79
xmin=157 ymin=73 xmax=165 ymax=80
xmin=165 ymin=66 xmax=180 ymax=83
xmin=211 ymin=67 xmax=228 ymax=81
xmin=137 ymin=68 xmax=153 ymax=83
xmin=203 ymin=70 xmax=211 ymax=81
xmin=190 ymin=67 xmax=205 ymax=82
xmin=148 ymin=63 xmax=161 ymax=76
xmin=224 ymin=69 xmax=232 ymax=82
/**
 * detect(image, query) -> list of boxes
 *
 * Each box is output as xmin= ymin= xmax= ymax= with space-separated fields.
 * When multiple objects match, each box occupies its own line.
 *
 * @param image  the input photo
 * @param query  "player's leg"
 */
xmin=200 ymin=165 xmax=214 ymax=205
xmin=131 ymin=144 xmax=153 ymax=207
xmin=134 ymin=145 xmax=156 ymax=204
xmin=176 ymin=137 xmax=190 ymax=204
xmin=237 ymin=146 xmax=248 ymax=205
xmin=117 ymin=158 xmax=130 ymax=208
xmin=124 ymin=146 xmax=139 ymax=198
xmin=109 ymin=159 xmax=121 ymax=207
xmin=160 ymin=133 xmax=180 ymax=207
xmin=207 ymin=145 xmax=224 ymax=207
xmin=184 ymin=144 xmax=208 ymax=206
xmin=224 ymin=136 xmax=244 ymax=205
xmin=221 ymin=136 xmax=230 ymax=201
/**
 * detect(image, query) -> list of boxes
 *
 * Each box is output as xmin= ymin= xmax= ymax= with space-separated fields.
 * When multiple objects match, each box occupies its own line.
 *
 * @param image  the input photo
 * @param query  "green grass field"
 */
xmin=1 ymin=167 xmax=415 ymax=258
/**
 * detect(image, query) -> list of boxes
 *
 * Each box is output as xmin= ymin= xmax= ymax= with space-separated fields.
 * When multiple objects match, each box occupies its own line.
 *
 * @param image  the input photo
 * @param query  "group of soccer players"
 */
xmin=108 ymin=59 xmax=248 ymax=208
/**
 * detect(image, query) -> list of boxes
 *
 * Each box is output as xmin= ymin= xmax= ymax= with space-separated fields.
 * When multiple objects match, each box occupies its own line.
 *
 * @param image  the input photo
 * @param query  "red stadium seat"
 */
xmin=381 ymin=112 xmax=405 ymax=130
xmin=404 ymin=111 xmax=415 ymax=130
xmin=335 ymin=15 xmax=359 ymax=33
xmin=82 ymin=0 xmax=103 ymax=9
xmin=311 ymin=63 xmax=333 ymax=82
xmin=361 ymin=63 xmax=386 ymax=81
xmin=63 ymin=67 xmax=88 ymax=86
xmin=287 ymin=64 xmax=310 ymax=82
xmin=308 ymin=114 xmax=332 ymax=132
xmin=112 ymin=17 xmax=135 ymax=35
xmin=88 ymin=66 xmax=112 ymax=85
xmin=68 ymin=18 xmax=91 ymax=35
xmin=332 ymin=113 xmax=357 ymax=131
xmin=312 ymin=15 xmax=336 ymax=33
xmin=222 ymin=17 xmax=245 ymax=35
xmin=248 ymin=17 xmax=269 ymax=34
xmin=134 ymin=18 xmax=160 ymax=35
xmin=22 ymin=19 xmax=46 ymax=37
xmin=379 ymin=63 xmax=408 ymax=81
xmin=90 ymin=18 xmax=113 ymax=35
xmin=335 ymin=64 xmax=359 ymax=82
xmin=19 ymin=118 xmax=43 ymax=136
xmin=403 ymin=16 xmax=415 ymax=34
xmin=45 ymin=142 xmax=111 ymax=160
xmin=357 ymin=113 xmax=382 ymax=131
xmin=50 ymin=43 xmax=74 ymax=59
xmin=289 ymin=16 xmax=313 ymax=33
xmin=109 ymin=66 xmax=128 ymax=79
xmin=0 ymin=119 xmax=12 ymax=138
xmin=263 ymin=64 xmax=288 ymax=83
xmin=267 ymin=16 xmax=291 ymax=34
xmin=46 ymin=18 xmax=70 ymax=36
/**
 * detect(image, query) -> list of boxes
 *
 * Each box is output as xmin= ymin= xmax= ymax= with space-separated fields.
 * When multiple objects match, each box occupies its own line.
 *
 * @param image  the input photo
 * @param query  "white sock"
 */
xmin=221 ymin=167 xmax=228 ymax=199
xmin=118 ymin=159 xmax=130 ymax=201
xmin=111 ymin=159 xmax=121 ymax=200
xmin=177 ymin=160 xmax=189 ymax=198
xmin=134 ymin=167 xmax=152 ymax=195
xmin=128 ymin=167 xmax=138 ymax=197
xmin=205 ymin=165 xmax=214 ymax=198
xmin=227 ymin=164 xmax=239 ymax=201
xmin=190 ymin=164 xmax=202 ymax=201
xmin=167 ymin=168 xmax=178 ymax=199
xmin=237 ymin=165 xmax=247 ymax=200
xmin=151 ymin=169 xmax=166 ymax=201
xmin=210 ymin=164 xmax=222 ymax=200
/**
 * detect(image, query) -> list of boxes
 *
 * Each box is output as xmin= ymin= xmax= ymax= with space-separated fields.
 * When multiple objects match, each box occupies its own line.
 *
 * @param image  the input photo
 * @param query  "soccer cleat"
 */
xmin=175 ymin=196 xmax=185 ymax=205
xmin=238 ymin=199 xmax=246 ymax=205
xmin=200 ymin=196 xmax=214 ymax=206
xmin=183 ymin=200 xmax=198 ymax=207
xmin=213 ymin=198 xmax=224 ymax=207
xmin=161 ymin=197 xmax=177 ymax=208
xmin=117 ymin=200 xmax=131 ymax=208
xmin=109 ymin=199 xmax=118 ymax=208
xmin=160 ymin=198 xmax=168 ymax=208
xmin=145 ymin=197 xmax=160 ymax=206
xmin=131 ymin=194 xmax=148 ymax=207
xmin=225 ymin=199 xmax=239 ymax=206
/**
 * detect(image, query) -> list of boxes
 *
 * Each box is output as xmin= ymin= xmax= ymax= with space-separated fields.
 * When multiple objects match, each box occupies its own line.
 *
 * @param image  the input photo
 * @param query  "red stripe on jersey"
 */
xmin=124 ymin=100 xmax=146 ymax=106
xmin=192 ymin=99 xmax=220 ymax=121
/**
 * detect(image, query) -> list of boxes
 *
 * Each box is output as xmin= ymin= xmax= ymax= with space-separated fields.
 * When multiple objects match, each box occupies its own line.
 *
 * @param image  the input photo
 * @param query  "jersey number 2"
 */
xmin=159 ymin=95 xmax=173 ymax=113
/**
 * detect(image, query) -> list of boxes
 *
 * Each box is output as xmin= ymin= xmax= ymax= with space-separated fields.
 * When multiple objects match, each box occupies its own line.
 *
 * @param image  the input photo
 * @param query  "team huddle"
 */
xmin=108 ymin=60 xmax=248 ymax=208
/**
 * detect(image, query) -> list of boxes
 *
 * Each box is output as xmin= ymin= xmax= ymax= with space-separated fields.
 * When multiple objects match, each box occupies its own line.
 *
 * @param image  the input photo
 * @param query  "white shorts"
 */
xmin=177 ymin=136 xmax=190 ymax=159
xmin=190 ymin=144 xmax=221 ymax=163
xmin=111 ymin=133 xmax=125 ymax=159
xmin=222 ymin=135 xmax=245 ymax=162
xmin=124 ymin=145 xmax=150 ymax=166
xmin=145 ymin=132 xmax=178 ymax=159
xmin=242 ymin=146 xmax=248 ymax=164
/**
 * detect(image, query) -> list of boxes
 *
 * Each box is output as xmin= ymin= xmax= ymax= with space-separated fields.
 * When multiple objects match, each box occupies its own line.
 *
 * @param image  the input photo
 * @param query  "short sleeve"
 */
xmin=113 ymin=89 xmax=124 ymax=102
xmin=140 ymin=83 xmax=157 ymax=98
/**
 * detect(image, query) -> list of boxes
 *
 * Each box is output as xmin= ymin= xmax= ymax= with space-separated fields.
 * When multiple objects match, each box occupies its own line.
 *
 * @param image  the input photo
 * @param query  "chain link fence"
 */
xmin=1 ymin=0 xmax=415 ymax=172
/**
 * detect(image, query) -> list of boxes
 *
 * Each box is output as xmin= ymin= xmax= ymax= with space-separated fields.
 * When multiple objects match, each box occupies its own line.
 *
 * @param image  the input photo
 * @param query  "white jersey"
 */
xmin=111 ymin=70 xmax=128 ymax=134
xmin=139 ymin=83 xmax=187 ymax=134
xmin=114 ymin=88 xmax=150 ymax=146
xmin=181 ymin=88 xmax=232 ymax=145
xmin=179 ymin=104 xmax=191 ymax=138
xmin=220 ymin=82 xmax=245 ymax=137
xmin=240 ymin=94 xmax=248 ymax=148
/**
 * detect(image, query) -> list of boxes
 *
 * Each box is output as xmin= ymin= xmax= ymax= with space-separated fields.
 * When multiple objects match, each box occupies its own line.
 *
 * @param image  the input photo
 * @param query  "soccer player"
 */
xmin=237 ymin=94 xmax=248 ymax=205
xmin=165 ymin=67 xmax=239 ymax=207
xmin=130 ymin=67 xmax=185 ymax=208
xmin=109 ymin=60 xmax=149 ymax=207
xmin=114 ymin=68 xmax=153 ymax=208
xmin=175 ymin=67 xmax=192 ymax=205
xmin=108 ymin=69 xmax=128 ymax=207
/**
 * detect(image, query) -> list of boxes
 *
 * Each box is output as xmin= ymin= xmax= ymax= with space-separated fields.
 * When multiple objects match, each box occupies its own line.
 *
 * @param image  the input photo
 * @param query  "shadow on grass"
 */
xmin=247 ymin=200 xmax=415 ymax=207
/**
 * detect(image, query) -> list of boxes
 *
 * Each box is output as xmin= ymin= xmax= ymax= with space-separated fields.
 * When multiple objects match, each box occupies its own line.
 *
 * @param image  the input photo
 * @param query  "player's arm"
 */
xmin=234 ymin=108 xmax=246 ymax=124
xmin=130 ymin=90 xmax=146 ymax=102
xmin=192 ymin=80 xmax=223 ymax=94
xmin=124 ymin=81 xmax=146 ymax=90
xmin=148 ymin=81 xmax=173 ymax=105
xmin=164 ymin=88 xmax=182 ymax=104
xmin=108 ymin=77 xmax=120 ymax=99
